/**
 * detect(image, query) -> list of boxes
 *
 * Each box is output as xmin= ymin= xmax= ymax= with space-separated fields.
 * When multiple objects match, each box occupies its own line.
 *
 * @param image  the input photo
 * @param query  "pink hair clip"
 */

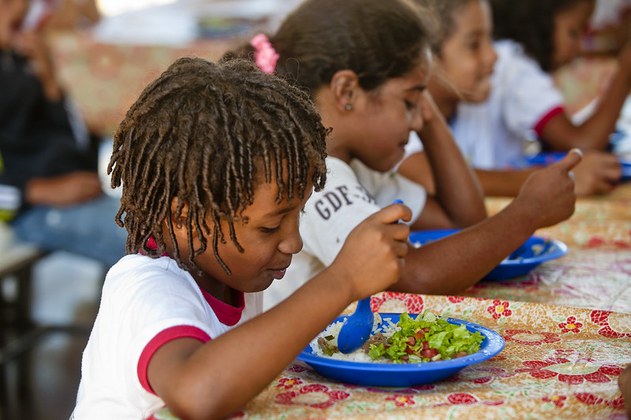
xmin=250 ymin=33 xmax=279 ymax=74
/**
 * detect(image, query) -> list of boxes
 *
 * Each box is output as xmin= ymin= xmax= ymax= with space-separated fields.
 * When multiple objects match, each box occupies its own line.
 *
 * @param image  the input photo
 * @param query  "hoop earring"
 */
xmin=344 ymin=103 xmax=352 ymax=111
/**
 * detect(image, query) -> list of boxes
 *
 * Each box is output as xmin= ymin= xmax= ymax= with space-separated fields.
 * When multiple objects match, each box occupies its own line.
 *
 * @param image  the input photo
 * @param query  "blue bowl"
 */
xmin=524 ymin=152 xmax=566 ymax=166
xmin=622 ymin=161 xmax=631 ymax=182
xmin=409 ymin=229 xmax=568 ymax=281
xmin=525 ymin=152 xmax=631 ymax=182
xmin=297 ymin=313 xmax=505 ymax=387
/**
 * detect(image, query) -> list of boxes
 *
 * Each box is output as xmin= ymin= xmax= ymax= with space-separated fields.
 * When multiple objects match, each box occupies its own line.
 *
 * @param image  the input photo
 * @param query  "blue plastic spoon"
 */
xmin=336 ymin=297 xmax=374 ymax=354
xmin=336 ymin=199 xmax=405 ymax=354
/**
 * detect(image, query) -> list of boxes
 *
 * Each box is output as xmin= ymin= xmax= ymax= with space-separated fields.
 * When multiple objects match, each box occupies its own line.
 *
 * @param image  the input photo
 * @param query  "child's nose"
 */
xmin=279 ymin=226 xmax=303 ymax=255
xmin=410 ymin=101 xmax=425 ymax=133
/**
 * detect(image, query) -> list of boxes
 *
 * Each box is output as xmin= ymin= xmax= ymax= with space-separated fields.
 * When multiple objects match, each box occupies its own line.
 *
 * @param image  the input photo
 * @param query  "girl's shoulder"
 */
xmin=493 ymin=40 xmax=555 ymax=88
xmin=103 ymin=254 xmax=193 ymax=297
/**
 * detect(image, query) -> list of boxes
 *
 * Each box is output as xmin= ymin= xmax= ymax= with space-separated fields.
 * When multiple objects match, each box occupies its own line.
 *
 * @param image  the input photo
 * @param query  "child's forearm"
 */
xmin=152 ymin=270 xmax=352 ymax=420
xmin=418 ymin=114 xmax=487 ymax=226
xmin=475 ymin=168 xmax=533 ymax=197
xmin=543 ymin=61 xmax=630 ymax=151
xmin=396 ymin=150 xmax=580 ymax=294
xmin=578 ymin=63 xmax=631 ymax=147
xmin=395 ymin=200 xmax=535 ymax=294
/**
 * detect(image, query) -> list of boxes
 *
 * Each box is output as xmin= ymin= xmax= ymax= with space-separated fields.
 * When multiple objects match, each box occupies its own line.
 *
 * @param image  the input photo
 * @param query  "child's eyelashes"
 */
xmin=468 ymin=40 xmax=482 ymax=51
xmin=260 ymin=226 xmax=281 ymax=234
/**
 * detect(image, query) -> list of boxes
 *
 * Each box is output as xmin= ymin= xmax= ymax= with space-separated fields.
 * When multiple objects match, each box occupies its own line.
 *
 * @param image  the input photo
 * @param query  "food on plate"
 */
xmin=312 ymin=312 xmax=484 ymax=363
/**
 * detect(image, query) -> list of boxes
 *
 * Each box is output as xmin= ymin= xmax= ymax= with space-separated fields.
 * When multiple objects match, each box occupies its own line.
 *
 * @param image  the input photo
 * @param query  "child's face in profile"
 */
xmin=552 ymin=0 xmax=595 ymax=69
xmin=348 ymin=56 xmax=431 ymax=172
xmin=185 ymin=174 xmax=313 ymax=295
xmin=437 ymin=0 xmax=497 ymax=104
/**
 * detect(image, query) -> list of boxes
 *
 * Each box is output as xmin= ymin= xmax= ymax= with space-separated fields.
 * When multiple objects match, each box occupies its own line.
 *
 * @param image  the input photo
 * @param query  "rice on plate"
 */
xmin=310 ymin=312 xmax=484 ymax=364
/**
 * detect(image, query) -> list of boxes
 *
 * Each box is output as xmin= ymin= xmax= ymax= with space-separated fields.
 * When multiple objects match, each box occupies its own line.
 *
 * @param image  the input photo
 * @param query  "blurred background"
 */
xmin=0 ymin=0 xmax=629 ymax=419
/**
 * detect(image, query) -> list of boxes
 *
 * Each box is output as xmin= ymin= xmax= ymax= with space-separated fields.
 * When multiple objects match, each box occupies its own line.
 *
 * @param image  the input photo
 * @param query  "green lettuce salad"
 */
xmin=367 ymin=312 xmax=484 ymax=363
xmin=318 ymin=312 xmax=485 ymax=363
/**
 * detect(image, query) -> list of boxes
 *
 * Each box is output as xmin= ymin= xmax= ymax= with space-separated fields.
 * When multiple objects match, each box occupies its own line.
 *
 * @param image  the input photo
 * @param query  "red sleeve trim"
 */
xmin=533 ymin=106 xmax=565 ymax=137
xmin=137 ymin=325 xmax=211 ymax=394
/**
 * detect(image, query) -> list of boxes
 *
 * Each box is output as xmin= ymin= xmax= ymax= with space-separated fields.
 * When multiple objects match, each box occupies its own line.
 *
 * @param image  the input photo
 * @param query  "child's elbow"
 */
xmin=163 ymin=392 xmax=236 ymax=420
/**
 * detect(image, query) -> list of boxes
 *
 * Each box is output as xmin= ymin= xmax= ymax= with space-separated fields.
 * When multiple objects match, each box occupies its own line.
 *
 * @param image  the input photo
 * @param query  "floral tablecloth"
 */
xmin=152 ymin=294 xmax=630 ymax=420
xmin=151 ymin=185 xmax=631 ymax=419
xmin=472 ymin=184 xmax=631 ymax=314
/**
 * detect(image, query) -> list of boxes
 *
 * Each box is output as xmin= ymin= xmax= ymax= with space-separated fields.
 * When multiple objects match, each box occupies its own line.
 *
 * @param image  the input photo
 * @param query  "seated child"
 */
xmin=0 ymin=0 xmax=125 ymax=266
xmin=222 ymin=0 xmax=581 ymax=310
xmin=487 ymin=0 xmax=631 ymax=154
xmin=399 ymin=0 xmax=622 ymax=197
xmin=71 ymin=57 xmax=412 ymax=419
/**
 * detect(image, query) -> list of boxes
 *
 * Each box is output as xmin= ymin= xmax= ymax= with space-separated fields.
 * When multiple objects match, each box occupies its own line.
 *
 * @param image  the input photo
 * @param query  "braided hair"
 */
xmin=109 ymin=57 xmax=328 ymax=274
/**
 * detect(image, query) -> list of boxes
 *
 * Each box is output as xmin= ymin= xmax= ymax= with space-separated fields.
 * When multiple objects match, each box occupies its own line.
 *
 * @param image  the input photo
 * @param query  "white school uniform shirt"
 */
xmin=405 ymin=40 xmax=567 ymax=169
xmin=72 ymin=254 xmax=262 ymax=420
xmin=261 ymin=156 xmax=427 ymax=311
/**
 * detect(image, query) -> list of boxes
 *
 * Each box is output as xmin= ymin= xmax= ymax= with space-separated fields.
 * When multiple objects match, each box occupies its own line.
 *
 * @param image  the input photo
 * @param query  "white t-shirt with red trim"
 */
xmin=404 ymin=40 xmax=566 ymax=169
xmin=71 ymin=254 xmax=262 ymax=420
xmin=465 ymin=39 xmax=565 ymax=168
xmin=261 ymin=156 xmax=427 ymax=310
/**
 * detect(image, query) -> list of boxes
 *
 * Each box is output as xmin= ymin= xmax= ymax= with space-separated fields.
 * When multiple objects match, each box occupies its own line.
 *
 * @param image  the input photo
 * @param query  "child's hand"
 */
xmin=330 ymin=202 xmax=412 ymax=302
xmin=26 ymin=172 xmax=103 ymax=206
xmin=513 ymin=149 xmax=582 ymax=228
xmin=574 ymin=150 xmax=621 ymax=196
xmin=417 ymin=90 xmax=444 ymax=129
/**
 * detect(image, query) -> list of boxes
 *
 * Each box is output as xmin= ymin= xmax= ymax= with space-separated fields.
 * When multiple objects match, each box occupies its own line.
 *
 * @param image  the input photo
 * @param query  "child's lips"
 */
xmin=271 ymin=268 xmax=287 ymax=280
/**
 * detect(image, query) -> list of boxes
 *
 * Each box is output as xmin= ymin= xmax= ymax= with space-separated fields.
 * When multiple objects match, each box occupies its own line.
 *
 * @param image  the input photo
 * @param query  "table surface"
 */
xmin=51 ymin=31 xmax=629 ymax=419
xmin=147 ymin=183 xmax=631 ymax=420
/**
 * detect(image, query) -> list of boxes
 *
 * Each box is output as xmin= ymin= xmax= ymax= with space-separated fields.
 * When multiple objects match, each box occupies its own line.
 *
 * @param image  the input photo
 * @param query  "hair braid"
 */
xmin=109 ymin=57 xmax=327 ymax=275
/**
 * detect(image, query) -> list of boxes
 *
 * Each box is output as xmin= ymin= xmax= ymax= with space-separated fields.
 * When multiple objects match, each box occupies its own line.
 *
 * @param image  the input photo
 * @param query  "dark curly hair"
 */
xmin=223 ymin=0 xmax=432 ymax=96
xmin=490 ymin=0 xmax=594 ymax=72
xmin=109 ymin=57 xmax=328 ymax=275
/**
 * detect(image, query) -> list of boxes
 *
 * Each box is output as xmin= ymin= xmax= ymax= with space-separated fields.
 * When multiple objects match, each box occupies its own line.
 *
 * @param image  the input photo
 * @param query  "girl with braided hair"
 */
xmin=72 ymin=57 xmax=412 ymax=419
xmin=223 ymin=0 xmax=582 ymax=310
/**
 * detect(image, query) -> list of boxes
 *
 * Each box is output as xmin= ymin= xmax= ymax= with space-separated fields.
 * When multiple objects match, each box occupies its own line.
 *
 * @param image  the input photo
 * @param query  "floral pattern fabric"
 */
xmin=149 ymin=187 xmax=631 ymax=419
xmin=150 ymin=293 xmax=630 ymax=420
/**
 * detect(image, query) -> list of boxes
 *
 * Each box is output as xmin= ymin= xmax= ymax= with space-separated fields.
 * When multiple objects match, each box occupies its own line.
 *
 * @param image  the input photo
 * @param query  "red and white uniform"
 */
xmin=72 ymin=254 xmax=262 ymax=419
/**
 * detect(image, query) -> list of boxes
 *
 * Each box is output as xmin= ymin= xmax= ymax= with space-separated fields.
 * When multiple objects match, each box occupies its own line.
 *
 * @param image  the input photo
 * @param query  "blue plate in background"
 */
xmin=622 ymin=160 xmax=631 ymax=182
xmin=409 ymin=229 xmax=568 ymax=281
xmin=524 ymin=152 xmax=631 ymax=182
xmin=523 ymin=152 xmax=566 ymax=166
xmin=297 ymin=313 xmax=505 ymax=387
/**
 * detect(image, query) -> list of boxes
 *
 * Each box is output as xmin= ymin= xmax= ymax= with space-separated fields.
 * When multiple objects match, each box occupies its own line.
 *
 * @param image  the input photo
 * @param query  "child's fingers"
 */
xmin=371 ymin=202 xmax=413 ymax=225
xmin=553 ymin=148 xmax=583 ymax=173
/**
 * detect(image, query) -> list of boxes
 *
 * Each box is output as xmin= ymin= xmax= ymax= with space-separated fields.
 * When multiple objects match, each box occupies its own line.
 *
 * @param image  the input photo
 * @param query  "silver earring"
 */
xmin=345 ymin=103 xmax=352 ymax=111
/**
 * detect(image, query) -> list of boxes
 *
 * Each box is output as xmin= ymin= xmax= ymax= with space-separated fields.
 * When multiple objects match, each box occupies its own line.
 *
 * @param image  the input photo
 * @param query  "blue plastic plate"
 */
xmin=524 ymin=152 xmax=566 ymax=166
xmin=409 ymin=229 xmax=568 ymax=281
xmin=622 ymin=160 xmax=631 ymax=182
xmin=525 ymin=152 xmax=631 ymax=182
xmin=297 ymin=313 xmax=505 ymax=387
